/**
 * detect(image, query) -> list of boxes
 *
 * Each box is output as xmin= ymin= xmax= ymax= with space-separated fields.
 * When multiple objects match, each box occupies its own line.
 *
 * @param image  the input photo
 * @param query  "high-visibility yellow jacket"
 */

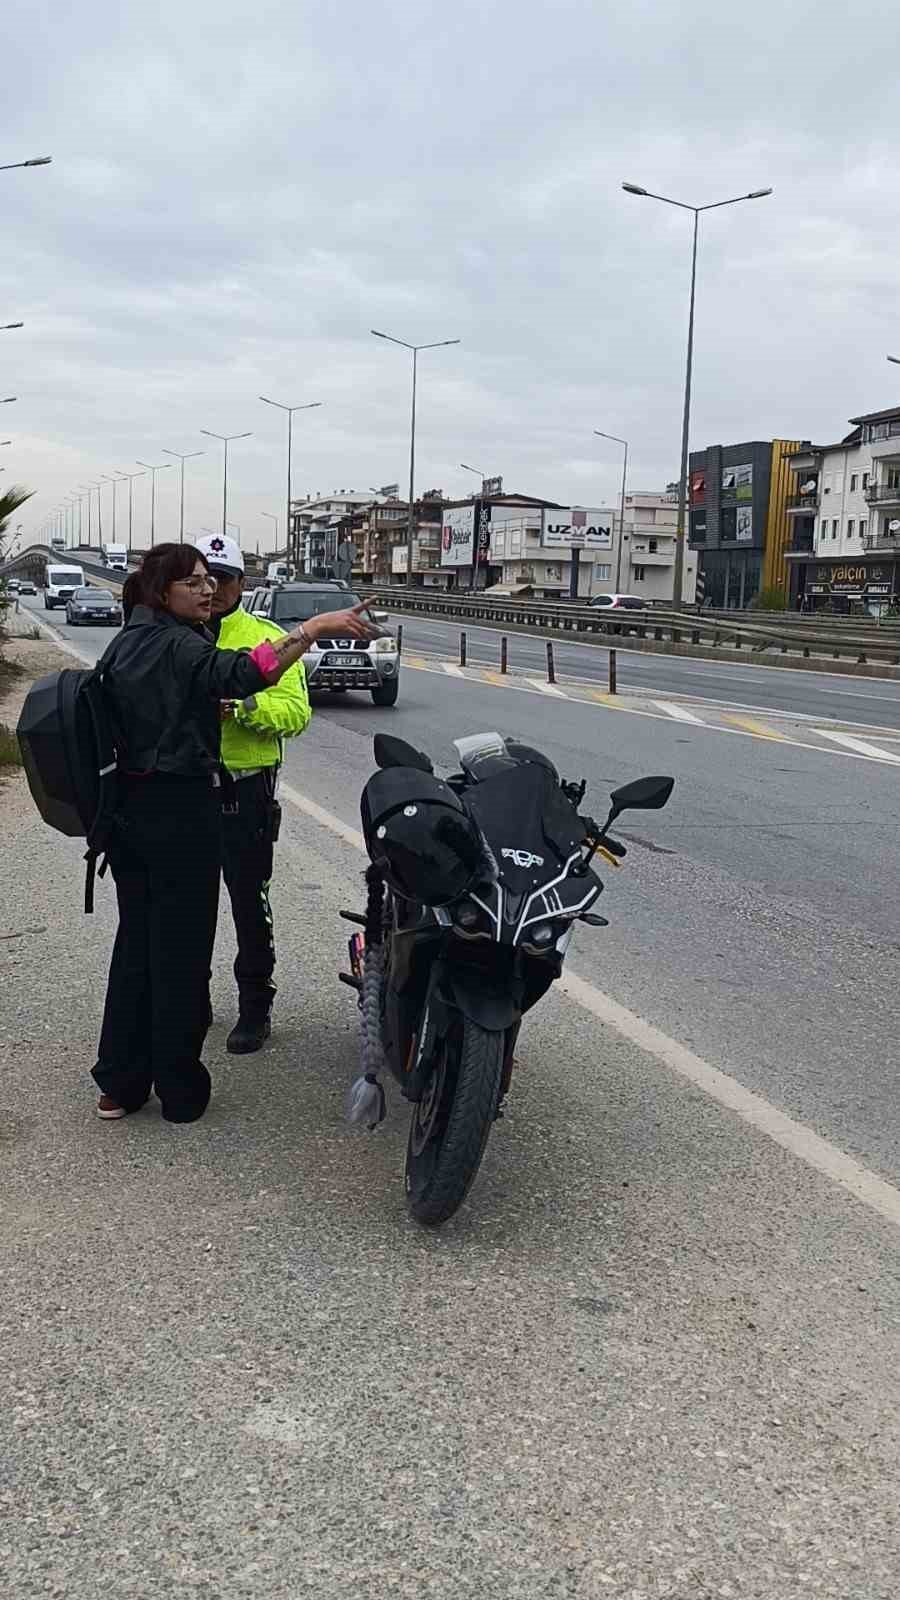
xmin=213 ymin=604 xmax=311 ymax=772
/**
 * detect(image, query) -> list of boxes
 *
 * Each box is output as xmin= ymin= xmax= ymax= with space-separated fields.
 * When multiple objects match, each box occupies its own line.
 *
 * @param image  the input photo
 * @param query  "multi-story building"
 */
xmin=688 ymin=439 xmax=801 ymax=609
xmin=619 ymin=492 xmax=698 ymax=603
xmin=785 ymin=405 xmax=900 ymax=613
xmin=290 ymin=493 xmax=373 ymax=574
xmin=438 ymin=490 xmax=696 ymax=600
xmin=346 ymin=492 xmax=446 ymax=585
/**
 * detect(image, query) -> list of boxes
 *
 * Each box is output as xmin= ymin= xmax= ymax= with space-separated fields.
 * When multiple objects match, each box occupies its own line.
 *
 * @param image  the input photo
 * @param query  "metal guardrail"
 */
xmin=4 ymin=553 xmax=899 ymax=668
xmin=368 ymin=587 xmax=900 ymax=668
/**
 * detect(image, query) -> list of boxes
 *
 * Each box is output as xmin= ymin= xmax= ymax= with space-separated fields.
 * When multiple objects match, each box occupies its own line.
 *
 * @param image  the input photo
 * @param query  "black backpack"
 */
xmin=16 ymin=637 xmax=122 ymax=912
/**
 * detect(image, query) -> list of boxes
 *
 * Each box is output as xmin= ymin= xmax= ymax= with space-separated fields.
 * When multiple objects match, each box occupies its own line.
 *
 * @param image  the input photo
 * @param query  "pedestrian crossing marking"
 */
xmin=817 ymin=730 xmax=900 ymax=764
xmin=399 ymin=658 xmax=900 ymax=765
xmin=653 ymin=700 xmax=705 ymax=724
xmin=526 ymin=678 xmax=567 ymax=697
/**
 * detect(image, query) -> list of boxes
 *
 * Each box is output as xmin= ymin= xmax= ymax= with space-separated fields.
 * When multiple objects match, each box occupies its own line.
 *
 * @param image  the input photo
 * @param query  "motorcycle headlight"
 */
xmin=521 ymin=921 xmax=559 ymax=955
xmin=453 ymin=899 xmax=491 ymax=939
xmin=373 ymin=636 xmax=396 ymax=654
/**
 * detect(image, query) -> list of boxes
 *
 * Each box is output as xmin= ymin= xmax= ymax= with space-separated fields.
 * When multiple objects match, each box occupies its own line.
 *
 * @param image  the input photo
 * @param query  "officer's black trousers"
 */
xmin=93 ymin=774 xmax=221 ymax=1122
xmin=221 ymin=770 xmax=277 ymax=1014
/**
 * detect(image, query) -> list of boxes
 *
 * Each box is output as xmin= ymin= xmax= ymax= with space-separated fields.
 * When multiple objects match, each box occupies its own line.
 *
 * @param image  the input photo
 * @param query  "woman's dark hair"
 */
xmin=122 ymin=543 xmax=209 ymax=620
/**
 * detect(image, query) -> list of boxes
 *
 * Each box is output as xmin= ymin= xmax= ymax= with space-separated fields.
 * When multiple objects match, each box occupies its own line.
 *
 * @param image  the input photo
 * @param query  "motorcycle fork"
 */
xmin=499 ymin=1021 xmax=521 ymax=1111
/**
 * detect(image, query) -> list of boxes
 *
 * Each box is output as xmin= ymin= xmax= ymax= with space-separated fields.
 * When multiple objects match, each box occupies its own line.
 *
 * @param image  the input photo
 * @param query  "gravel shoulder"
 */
xmin=2 ymin=751 xmax=900 ymax=1598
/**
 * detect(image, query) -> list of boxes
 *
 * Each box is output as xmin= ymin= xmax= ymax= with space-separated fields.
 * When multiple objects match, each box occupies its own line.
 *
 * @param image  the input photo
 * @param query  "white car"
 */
xmin=246 ymin=581 xmax=400 ymax=706
xmin=588 ymin=593 xmax=646 ymax=610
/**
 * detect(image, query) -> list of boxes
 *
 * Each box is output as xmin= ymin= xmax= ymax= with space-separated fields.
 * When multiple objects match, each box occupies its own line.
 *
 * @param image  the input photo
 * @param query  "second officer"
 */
xmin=197 ymin=534 xmax=310 ymax=1054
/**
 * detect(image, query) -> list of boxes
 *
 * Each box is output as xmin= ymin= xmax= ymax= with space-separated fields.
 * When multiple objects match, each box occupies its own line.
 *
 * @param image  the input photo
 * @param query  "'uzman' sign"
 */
xmin=542 ymin=507 xmax=614 ymax=549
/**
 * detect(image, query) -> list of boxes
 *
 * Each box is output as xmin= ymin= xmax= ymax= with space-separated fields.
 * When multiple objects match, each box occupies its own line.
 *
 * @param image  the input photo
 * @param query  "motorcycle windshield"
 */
xmin=462 ymin=764 xmax=583 ymax=891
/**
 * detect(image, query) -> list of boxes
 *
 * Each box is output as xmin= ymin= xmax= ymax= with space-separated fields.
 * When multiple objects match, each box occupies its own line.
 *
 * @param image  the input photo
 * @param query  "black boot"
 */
xmin=226 ymin=998 xmax=273 ymax=1055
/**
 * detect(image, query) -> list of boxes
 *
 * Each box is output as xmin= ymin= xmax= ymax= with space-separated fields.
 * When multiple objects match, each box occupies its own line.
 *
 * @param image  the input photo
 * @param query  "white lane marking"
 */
xmin=29 ymin=610 xmax=95 ymax=667
xmin=409 ymin=646 xmax=900 ymax=737
xmin=817 ymin=686 xmax=900 ymax=702
xmin=527 ymin=678 xmax=567 ymax=697
xmin=817 ymin=730 xmax=900 ymax=764
xmin=652 ymin=700 xmax=705 ymax=724
xmin=443 ymin=663 xmax=465 ymax=677
xmin=279 ymin=782 xmax=366 ymax=851
xmin=389 ymin=616 xmax=900 ymax=687
xmin=407 ymin=659 xmax=900 ymax=764
xmin=560 ymin=971 xmax=900 ymax=1231
xmin=279 ymin=781 xmax=900 ymax=1232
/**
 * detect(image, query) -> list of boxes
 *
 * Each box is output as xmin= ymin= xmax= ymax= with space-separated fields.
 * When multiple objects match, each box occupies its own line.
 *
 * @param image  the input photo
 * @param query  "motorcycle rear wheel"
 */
xmin=404 ymin=1017 xmax=504 ymax=1226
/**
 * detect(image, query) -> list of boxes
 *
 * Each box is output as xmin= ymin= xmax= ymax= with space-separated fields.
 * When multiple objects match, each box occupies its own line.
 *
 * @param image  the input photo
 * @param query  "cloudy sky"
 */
xmin=3 ymin=0 xmax=900 ymax=550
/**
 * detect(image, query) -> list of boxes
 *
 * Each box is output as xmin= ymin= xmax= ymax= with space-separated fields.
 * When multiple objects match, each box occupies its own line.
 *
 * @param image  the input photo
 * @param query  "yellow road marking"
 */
xmin=398 ymin=659 xmax=900 ymax=766
xmin=721 ymin=714 xmax=790 ymax=742
xmin=582 ymin=688 xmax=626 ymax=709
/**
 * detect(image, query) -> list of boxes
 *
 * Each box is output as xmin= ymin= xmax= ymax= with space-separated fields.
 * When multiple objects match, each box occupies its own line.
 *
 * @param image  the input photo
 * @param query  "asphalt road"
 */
xmin=387 ymin=611 xmax=900 ymax=730
xmin=5 ymin=601 xmax=900 ymax=1596
xmin=27 ymin=592 xmax=900 ymax=1183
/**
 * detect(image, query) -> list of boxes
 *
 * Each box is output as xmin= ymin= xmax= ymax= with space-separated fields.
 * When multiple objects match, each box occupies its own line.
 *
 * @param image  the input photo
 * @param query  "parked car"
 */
xmin=588 ymin=593 xmax=646 ymax=610
xmin=18 ymin=579 xmax=37 ymax=596
xmin=245 ymin=581 xmax=399 ymax=706
xmin=65 ymin=587 xmax=122 ymax=627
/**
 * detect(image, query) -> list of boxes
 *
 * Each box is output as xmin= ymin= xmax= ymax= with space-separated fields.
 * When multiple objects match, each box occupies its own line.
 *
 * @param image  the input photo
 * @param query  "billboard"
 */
xmin=441 ymin=502 xmax=492 ymax=566
xmin=722 ymin=463 xmax=753 ymax=501
xmin=735 ymin=506 xmax=753 ymax=542
xmin=441 ymin=505 xmax=475 ymax=566
xmin=542 ymin=507 xmax=614 ymax=549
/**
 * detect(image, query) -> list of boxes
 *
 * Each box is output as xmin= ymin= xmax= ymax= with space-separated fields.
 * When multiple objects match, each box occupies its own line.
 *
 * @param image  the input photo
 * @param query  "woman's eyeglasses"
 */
xmin=173 ymin=575 xmax=218 ymax=594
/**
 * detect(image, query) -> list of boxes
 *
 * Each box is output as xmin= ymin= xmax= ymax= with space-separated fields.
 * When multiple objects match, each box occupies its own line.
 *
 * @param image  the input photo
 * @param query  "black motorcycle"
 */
xmin=341 ymin=730 xmax=673 ymax=1226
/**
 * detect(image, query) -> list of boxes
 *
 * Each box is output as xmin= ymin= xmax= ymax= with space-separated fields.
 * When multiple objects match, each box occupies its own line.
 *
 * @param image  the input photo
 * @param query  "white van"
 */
xmin=44 ymin=563 xmax=86 ymax=609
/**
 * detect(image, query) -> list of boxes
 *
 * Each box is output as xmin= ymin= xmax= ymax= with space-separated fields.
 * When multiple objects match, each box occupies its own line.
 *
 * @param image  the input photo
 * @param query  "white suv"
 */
xmin=245 ymin=582 xmax=400 ymax=706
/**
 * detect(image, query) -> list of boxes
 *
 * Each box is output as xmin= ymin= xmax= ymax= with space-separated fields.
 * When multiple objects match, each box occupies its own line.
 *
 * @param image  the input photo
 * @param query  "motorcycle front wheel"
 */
xmin=404 ymin=1016 xmax=504 ymax=1226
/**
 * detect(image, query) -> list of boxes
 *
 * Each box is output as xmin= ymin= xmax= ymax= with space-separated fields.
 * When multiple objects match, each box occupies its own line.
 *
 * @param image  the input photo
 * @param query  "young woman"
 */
xmin=93 ymin=543 xmax=376 ymax=1124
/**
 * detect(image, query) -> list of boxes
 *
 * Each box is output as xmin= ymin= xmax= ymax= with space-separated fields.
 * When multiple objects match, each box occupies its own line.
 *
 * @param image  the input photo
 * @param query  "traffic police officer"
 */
xmin=197 ymin=534 xmax=310 ymax=1053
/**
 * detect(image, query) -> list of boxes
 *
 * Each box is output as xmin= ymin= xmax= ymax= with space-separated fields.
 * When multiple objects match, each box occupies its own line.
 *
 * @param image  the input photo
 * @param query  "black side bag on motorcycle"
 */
xmin=361 ymin=767 xmax=486 ymax=907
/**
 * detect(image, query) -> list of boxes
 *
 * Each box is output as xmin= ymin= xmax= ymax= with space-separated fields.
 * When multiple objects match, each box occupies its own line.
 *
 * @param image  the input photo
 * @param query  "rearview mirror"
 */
xmin=609 ymin=775 xmax=674 ymax=818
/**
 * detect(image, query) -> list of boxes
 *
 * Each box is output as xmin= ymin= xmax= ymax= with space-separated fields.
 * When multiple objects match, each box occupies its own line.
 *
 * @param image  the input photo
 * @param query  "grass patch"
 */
xmin=0 ymin=722 xmax=22 ymax=769
xmin=0 ymin=655 xmax=24 ymax=690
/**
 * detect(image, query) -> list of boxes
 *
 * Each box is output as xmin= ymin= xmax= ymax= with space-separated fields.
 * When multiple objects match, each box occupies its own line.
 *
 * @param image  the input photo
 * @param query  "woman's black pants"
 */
xmin=92 ymin=774 xmax=222 ymax=1122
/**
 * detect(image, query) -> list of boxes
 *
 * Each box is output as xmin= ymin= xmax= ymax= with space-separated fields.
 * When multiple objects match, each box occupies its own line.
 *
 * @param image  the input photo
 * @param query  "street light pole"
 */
xmin=85 ymin=482 xmax=104 ymax=544
xmin=259 ymin=397 xmax=322 ymax=573
xmin=371 ymin=329 xmax=460 ymax=586
xmin=0 ymin=156 xmax=52 ymax=172
xmin=622 ymin=181 xmax=772 ymax=606
xmin=78 ymin=485 xmax=95 ymax=544
xmin=594 ymin=431 xmax=629 ymax=590
xmin=101 ymin=474 xmax=128 ymax=542
xmin=162 ymin=448 xmax=205 ymax=543
xmin=116 ymin=470 xmax=146 ymax=555
xmin=136 ymin=461 xmax=172 ymax=547
xmin=200 ymin=430 xmax=252 ymax=539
